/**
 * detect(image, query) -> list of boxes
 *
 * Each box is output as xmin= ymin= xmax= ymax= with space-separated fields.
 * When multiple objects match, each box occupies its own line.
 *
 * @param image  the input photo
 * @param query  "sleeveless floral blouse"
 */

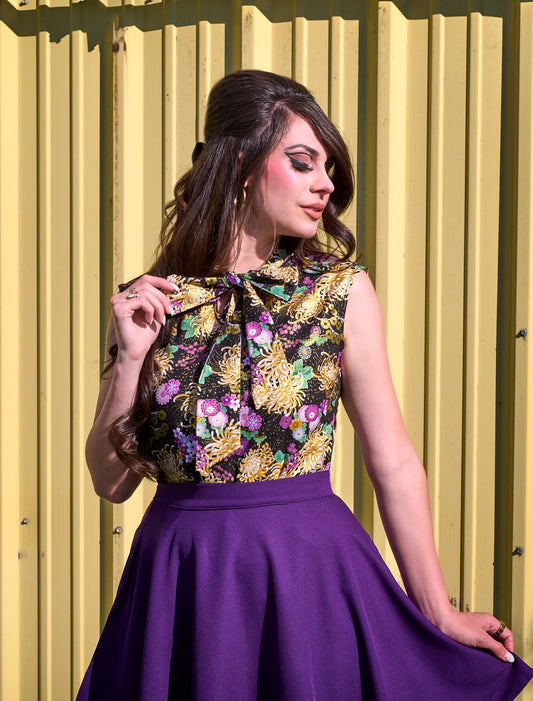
xmin=146 ymin=250 xmax=365 ymax=483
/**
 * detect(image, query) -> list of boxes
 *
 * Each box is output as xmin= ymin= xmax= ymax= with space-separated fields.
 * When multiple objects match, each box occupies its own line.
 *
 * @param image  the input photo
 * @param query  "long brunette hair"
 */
xmin=107 ymin=69 xmax=356 ymax=479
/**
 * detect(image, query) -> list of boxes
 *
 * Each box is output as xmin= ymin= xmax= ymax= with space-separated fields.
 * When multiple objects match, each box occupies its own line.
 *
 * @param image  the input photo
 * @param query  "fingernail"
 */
xmin=171 ymin=283 xmax=179 ymax=291
xmin=505 ymin=652 xmax=515 ymax=664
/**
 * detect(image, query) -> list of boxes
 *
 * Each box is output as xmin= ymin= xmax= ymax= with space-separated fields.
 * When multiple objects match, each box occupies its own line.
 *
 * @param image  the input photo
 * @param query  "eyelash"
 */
xmin=287 ymin=154 xmax=313 ymax=172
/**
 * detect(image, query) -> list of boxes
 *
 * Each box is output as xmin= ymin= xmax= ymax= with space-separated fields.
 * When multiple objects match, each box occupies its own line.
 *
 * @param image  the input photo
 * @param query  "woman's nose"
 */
xmin=311 ymin=167 xmax=334 ymax=196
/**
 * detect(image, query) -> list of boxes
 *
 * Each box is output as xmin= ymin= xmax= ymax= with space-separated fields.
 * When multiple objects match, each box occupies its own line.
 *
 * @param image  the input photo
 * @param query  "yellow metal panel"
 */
xmin=328 ymin=13 xmax=359 ymax=510
xmin=110 ymin=23 xmax=162 ymax=589
xmin=37 ymin=23 xmax=72 ymax=701
xmin=241 ymin=4 xmax=292 ymax=75
xmin=461 ymin=11 xmax=502 ymax=615
xmin=329 ymin=13 xmax=358 ymax=236
xmin=163 ymin=8 xmax=197 ymax=200
xmin=514 ymin=1 xmax=533 ymax=682
xmin=425 ymin=10 xmax=467 ymax=608
xmin=197 ymin=20 xmax=226 ymax=141
xmin=0 ymin=23 xmax=39 ymax=701
xmin=293 ymin=8 xmax=330 ymax=111
xmin=70 ymin=26 xmax=103 ymax=693
xmin=373 ymin=2 xmax=428 ymax=583
xmin=2 ymin=1 xmax=533 ymax=695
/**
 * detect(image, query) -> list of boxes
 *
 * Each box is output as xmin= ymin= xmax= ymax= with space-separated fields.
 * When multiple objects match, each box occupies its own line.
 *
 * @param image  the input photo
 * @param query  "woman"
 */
xmin=77 ymin=70 xmax=532 ymax=700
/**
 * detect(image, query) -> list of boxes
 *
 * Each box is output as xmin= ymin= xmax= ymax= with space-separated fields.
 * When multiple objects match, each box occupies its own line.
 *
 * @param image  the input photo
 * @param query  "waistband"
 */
xmin=152 ymin=471 xmax=334 ymax=510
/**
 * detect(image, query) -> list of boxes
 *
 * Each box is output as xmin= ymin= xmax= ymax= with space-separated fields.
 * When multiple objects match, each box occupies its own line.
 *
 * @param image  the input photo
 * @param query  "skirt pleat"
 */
xmin=77 ymin=472 xmax=533 ymax=700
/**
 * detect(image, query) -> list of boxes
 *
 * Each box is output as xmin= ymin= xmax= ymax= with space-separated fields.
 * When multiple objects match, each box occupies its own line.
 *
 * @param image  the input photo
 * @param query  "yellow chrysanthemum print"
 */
xmin=155 ymin=445 xmax=195 ymax=483
xmin=190 ymin=304 xmax=217 ymax=337
xmin=145 ymin=251 xmax=365 ymax=482
xmin=317 ymin=352 xmax=339 ymax=395
xmin=203 ymin=420 xmax=241 ymax=471
xmin=294 ymin=428 xmax=331 ymax=475
xmin=238 ymin=444 xmax=281 ymax=482
xmin=253 ymin=339 xmax=309 ymax=414
xmin=286 ymin=289 xmax=324 ymax=322
xmin=154 ymin=348 xmax=173 ymax=379
xmin=214 ymin=345 xmax=241 ymax=389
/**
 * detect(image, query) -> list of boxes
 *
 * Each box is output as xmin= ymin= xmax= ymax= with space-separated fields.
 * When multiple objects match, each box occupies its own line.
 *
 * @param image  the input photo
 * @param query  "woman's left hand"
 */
xmin=438 ymin=609 xmax=515 ymax=662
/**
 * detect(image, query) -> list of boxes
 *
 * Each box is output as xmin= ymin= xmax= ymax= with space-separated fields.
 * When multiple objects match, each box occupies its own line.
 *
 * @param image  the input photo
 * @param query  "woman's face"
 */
xmin=246 ymin=115 xmax=335 ymax=241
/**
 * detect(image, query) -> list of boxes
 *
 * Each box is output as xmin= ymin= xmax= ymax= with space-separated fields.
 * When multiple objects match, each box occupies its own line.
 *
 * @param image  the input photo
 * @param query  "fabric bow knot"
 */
xmin=166 ymin=260 xmax=297 ymax=476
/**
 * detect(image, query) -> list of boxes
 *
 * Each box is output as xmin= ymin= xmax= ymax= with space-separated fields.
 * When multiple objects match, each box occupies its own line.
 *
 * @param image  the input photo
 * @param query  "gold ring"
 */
xmin=496 ymin=620 xmax=506 ymax=636
xmin=126 ymin=287 xmax=139 ymax=299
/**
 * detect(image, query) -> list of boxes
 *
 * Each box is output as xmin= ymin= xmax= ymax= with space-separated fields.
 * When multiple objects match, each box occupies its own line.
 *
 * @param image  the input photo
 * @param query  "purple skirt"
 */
xmin=77 ymin=471 xmax=532 ymax=700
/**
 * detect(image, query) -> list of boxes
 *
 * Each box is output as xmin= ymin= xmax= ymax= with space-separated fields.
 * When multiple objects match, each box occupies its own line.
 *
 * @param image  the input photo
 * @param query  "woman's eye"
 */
xmin=287 ymin=154 xmax=313 ymax=172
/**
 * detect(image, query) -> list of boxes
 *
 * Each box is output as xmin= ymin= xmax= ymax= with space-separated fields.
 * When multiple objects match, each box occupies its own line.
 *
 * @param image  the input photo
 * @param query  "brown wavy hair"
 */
xmin=106 ymin=69 xmax=356 ymax=479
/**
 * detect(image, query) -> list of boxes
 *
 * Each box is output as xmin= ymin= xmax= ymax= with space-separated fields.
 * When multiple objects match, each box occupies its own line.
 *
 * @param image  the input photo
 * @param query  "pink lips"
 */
xmin=301 ymin=204 xmax=324 ymax=221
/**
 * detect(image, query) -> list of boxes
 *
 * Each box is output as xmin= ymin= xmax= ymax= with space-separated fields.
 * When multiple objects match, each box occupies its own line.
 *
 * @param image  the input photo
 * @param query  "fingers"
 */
xmin=480 ymin=632 xmax=515 ymax=663
xmin=112 ymin=275 xmax=177 ymax=324
xmin=489 ymin=618 xmax=514 ymax=653
xmin=441 ymin=611 xmax=516 ymax=664
xmin=138 ymin=275 xmax=179 ymax=293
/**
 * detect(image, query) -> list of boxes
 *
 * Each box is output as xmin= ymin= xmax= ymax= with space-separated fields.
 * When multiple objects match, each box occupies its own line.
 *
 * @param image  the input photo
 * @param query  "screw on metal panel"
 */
xmin=113 ymin=526 xmax=122 ymax=535
xmin=516 ymin=329 xmax=527 ymax=338
xmin=19 ymin=0 xmax=28 ymax=5
xmin=512 ymin=546 xmax=524 ymax=556
xmin=20 ymin=517 xmax=30 ymax=525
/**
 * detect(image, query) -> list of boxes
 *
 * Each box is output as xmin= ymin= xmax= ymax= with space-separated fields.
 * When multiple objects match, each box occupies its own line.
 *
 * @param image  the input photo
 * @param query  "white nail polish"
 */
xmin=171 ymin=283 xmax=179 ymax=291
xmin=504 ymin=652 xmax=515 ymax=664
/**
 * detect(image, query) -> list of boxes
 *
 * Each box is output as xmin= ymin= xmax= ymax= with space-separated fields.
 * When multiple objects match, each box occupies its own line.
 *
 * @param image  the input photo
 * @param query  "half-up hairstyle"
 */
xmin=107 ymin=69 xmax=356 ymax=479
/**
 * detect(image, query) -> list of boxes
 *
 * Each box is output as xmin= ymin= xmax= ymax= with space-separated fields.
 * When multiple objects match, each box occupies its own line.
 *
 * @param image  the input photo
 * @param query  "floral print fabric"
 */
xmin=147 ymin=250 xmax=366 ymax=483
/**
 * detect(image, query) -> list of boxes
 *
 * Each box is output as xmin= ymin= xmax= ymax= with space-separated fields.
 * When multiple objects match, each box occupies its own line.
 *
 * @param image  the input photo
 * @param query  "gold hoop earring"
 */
xmin=234 ymin=188 xmax=247 ymax=209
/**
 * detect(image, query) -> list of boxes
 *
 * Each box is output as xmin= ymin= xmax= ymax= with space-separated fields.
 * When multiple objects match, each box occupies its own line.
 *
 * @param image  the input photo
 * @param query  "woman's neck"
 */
xmin=229 ymin=232 xmax=279 ymax=273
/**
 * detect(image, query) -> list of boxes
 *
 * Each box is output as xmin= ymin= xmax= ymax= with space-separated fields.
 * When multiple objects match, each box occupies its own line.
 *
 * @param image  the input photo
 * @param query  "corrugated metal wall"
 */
xmin=1 ymin=1 xmax=532 ymax=698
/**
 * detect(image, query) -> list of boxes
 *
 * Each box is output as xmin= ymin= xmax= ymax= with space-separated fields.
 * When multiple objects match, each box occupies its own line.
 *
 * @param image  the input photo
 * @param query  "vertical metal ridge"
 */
xmin=35 ymin=0 xmax=42 ymax=696
xmin=423 ymin=0 xmax=433 ymax=482
xmin=459 ymin=0 xmax=472 ymax=614
xmin=493 ymin=0 xmax=521 ymax=626
xmin=68 ymin=0 xmax=74 ymax=693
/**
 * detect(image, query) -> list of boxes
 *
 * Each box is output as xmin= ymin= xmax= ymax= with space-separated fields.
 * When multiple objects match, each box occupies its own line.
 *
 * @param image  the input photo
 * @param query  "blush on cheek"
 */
xmin=264 ymin=157 xmax=297 ymax=189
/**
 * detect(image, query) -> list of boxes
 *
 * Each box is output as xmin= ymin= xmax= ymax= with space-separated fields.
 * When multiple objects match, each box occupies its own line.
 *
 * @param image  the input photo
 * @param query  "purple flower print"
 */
xmin=251 ymin=368 xmax=265 ymax=385
xmin=209 ymin=411 xmax=228 ymax=428
xmin=279 ymin=416 xmax=292 ymax=429
xmin=303 ymin=276 xmax=316 ymax=292
xmin=195 ymin=445 xmax=208 ymax=469
xmin=240 ymin=405 xmax=252 ymax=426
xmin=155 ymin=378 xmax=181 ymax=405
xmin=199 ymin=399 xmax=220 ymax=417
xmin=303 ymin=405 xmax=319 ymax=422
xmin=222 ymin=393 xmax=240 ymax=411
xmin=311 ymin=325 xmax=321 ymax=335
xmin=259 ymin=311 xmax=273 ymax=324
xmin=287 ymin=442 xmax=297 ymax=454
xmin=173 ymin=428 xmax=197 ymax=462
xmin=246 ymin=413 xmax=262 ymax=431
xmin=166 ymin=379 xmax=180 ymax=394
xmin=155 ymin=385 xmax=172 ymax=404
xmin=320 ymin=399 xmax=328 ymax=413
xmin=255 ymin=328 xmax=273 ymax=345
xmin=235 ymin=437 xmax=249 ymax=456
xmin=246 ymin=321 xmax=262 ymax=339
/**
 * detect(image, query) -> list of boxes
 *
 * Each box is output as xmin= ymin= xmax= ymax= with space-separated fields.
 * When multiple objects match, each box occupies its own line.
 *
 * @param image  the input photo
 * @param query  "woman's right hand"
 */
xmin=110 ymin=275 xmax=177 ymax=363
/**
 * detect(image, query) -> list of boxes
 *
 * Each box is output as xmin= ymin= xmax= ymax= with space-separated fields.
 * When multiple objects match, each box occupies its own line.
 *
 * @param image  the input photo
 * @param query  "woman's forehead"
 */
xmin=277 ymin=116 xmax=329 ymax=158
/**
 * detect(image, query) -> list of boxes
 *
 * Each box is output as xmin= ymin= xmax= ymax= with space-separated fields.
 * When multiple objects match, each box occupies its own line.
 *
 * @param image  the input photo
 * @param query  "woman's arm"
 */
xmin=85 ymin=275 xmax=176 ymax=503
xmin=341 ymin=270 xmax=514 ymax=662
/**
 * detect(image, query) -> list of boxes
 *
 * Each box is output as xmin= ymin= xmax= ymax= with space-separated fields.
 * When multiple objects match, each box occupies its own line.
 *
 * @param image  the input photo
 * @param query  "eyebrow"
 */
xmin=284 ymin=143 xmax=320 ymax=157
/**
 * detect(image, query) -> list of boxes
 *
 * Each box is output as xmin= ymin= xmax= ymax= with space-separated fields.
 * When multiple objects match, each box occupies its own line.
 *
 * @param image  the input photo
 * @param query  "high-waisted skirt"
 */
xmin=76 ymin=471 xmax=533 ymax=700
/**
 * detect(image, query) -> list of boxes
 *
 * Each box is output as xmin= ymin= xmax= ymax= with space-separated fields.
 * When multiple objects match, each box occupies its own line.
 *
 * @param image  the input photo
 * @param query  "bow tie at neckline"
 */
xmin=164 ymin=254 xmax=300 ymax=478
xmin=166 ymin=252 xmax=297 ymax=317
